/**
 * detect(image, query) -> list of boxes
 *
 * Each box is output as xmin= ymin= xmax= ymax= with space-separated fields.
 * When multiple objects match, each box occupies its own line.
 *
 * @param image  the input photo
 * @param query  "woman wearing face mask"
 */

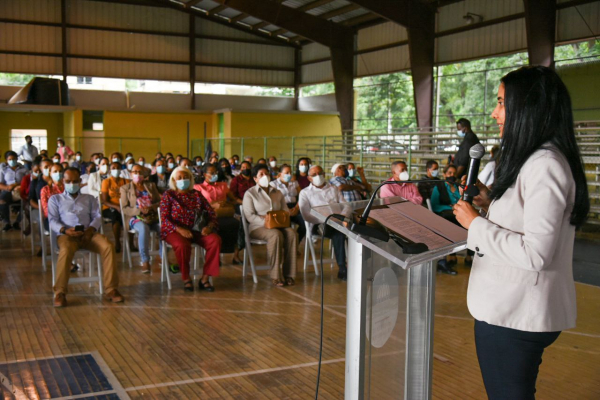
xmin=56 ymin=138 xmax=74 ymax=162
xmin=194 ymin=164 xmax=240 ymax=258
xmin=149 ymin=159 xmax=170 ymax=194
xmin=217 ymin=158 xmax=234 ymax=184
xmin=165 ymin=157 xmax=177 ymax=174
xmin=120 ymin=164 xmax=162 ymax=273
xmin=268 ymin=156 xmax=279 ymax=179
xmin=101 ymin=162 xmax=131 ymax=253
xmin=192 ymin=156 xmax=204 ymax=175
xmin=160 ymin=167 xmax=221 ymax=292
xmin=72 ymin=151 xmax=85 ymax=171
xmin=40 ymin=164 xmax=65 ymax=221
xmin=294 ymin=157 xmax=311 ymax=189
xmin=20 ymin=160 xmax=41 ymax=236
xmin=229 ymin=161 xmax=255 ymax=264
xmin=52 ymin=153 xmax=61 ymax=164
xmin=87 ymin=157 xmax=110 ymax=198
xmin=270 ymin=164 xmax=306 ymax=244
xmin=243 ymin=164 xmax=297 ymax=287
xmin=124 ymin=153 xmax=134 ymax=164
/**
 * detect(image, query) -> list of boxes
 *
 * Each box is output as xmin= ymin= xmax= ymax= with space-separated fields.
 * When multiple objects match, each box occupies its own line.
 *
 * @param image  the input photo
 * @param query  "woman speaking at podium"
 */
xmin=452 ymin=66 xmax=589 ymax=399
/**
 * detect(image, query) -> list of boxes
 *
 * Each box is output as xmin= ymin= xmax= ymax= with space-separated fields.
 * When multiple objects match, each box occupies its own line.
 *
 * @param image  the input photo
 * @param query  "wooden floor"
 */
xmin=1 ymin=228 xmax=599 ymax=399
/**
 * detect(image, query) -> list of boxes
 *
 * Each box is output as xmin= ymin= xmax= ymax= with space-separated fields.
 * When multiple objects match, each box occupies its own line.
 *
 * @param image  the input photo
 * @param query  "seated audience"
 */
xmin=160 ymin=166 xmax=221 ymax=292
xmin=330 ymin=163 xmax=366 ymax=202
xmin=101 ymin=162 xmax=130 ymax=253
xmin=149 ymin=159 xmax=170 ymax=194
xmin=346 ymin=162 xmax=372 ymax=194
xmin=48 ymin=167 xmax=124 ymax=307
xmin=87 ymin=157 xmax=110 ymax=198
xmin=19 ymin=160 xmax=38 ymax=236
xmin=295 ymin=157 xmax=311 ymax=189
xmin=194 ymin=164 xmax=240 ymax=258
xmin=218 ymin=158 xmax=234 ymax=184
xmin=379 ymin=161 xmax=423 ymax=205
xmin=268 ymin=156 xmax=280 ymax=178
xmin=244 ymin=155 xmax=253 ymax=165
xmin=120 ymin=164 xmax=162 ymax=273
xmin=229 ymin=161 xmax=255 ymax=263
xmin=0 ymin=151 xmax=27 ymax=231
xmin=479 ymin=145 xmax=499 ymax=188
xmin=166 ymin=157 xmax=177 ymax=174
xmin=243 ymin=164 xmax=297 ymax=287
xmin=40 ymin=164 xmax=65 ymax=220
xmin=418 ymin=160 xmax=441 ymax=207
xmin=270 ymin=164 xmax=306 ymax=244
xmin=299 ymin=166 xmax=349 ymax=281
xmin=256 ymin=158 xmax=267 ymax=166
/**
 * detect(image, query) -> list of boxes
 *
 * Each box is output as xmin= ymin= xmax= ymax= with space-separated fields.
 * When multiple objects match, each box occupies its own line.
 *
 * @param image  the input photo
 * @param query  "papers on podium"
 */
xmin=367 ymin=200 xmax=467 ymax=250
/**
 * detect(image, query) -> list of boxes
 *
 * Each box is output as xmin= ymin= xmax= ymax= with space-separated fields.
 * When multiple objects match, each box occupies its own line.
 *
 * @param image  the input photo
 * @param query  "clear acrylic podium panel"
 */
xmin=311 ymin=197 xmax=466 ymax=400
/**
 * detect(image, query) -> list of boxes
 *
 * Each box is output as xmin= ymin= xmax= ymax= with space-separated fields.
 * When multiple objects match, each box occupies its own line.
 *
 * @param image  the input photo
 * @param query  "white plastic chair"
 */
xmin=426 ymin=198 xmax=433 ymax=212
xmin=240 ymin=205 xmax=272 ymax=284
xmin=37 ymin=200 xmax=50 ymax=271
xmin=48 ymin=223 xmax=103 ymax=294
xmin=302 ymin=222 xmax=336 ymax=274
xmin=29 ymin=201 xmax=40 ymax=256
xmin=119 ymin=198 xmax=158 ymax=270
xmin=157 ymin=207 xmax=203 ymax=290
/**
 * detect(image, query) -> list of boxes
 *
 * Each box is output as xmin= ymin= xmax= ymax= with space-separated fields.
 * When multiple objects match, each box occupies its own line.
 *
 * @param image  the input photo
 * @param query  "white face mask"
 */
xmin=269 ymin=161 xmax=277 ymax=168
xmin=258 ymin=175 xmax=270 ymax=188
xmin=138 ymin=161 xmax=145 ymax=166
xmin=53 ymin=158 xmax=60 ymax=163
xmin=99 ymin=165 xmax=108 ymax=174
xmin=299 ymin=165 xmax=308 ymax=173
xmin=110 ymin=169 xmax=120 ymax=178
xmin=75 ymin=155 xmax=81 ymax=161
xmin=312 ymin=175 xmax=325 ymax=187
xmin=431 ymin=169 xmax=439 ymax=178
xmin=127 ymin=163 xmax=134 ymax=171
xmin=348 ymin=169 xmax=355 ymax=177
xmin=399 ymin=171 xmax=409 ymax=181
xmin=457 ymin=130 xmax=466 ymax=138
xmin=94 ymin=159 xmax=100 ymax=165
xmin=125 ymin=156 xmax=133 ymax=162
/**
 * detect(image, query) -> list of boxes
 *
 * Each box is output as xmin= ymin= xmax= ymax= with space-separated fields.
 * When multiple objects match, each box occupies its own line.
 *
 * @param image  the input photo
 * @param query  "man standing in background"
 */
xmin=17 ymin=135 xmax=39 ymax=170
xmin=453 ymin=118 xmax=481 ymax=180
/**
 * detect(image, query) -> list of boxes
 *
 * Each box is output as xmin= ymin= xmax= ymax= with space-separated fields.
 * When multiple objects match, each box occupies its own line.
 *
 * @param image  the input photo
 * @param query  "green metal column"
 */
xmin=408 ymin=135 xmax=413 ymax=177
xmin=241 ymin=138 xmax=245 ymax=160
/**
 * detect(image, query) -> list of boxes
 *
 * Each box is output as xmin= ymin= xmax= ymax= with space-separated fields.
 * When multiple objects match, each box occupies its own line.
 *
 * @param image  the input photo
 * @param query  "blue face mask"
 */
xmin=457 ymin=130 xmax=466 ymax=138
xmin=168 ymin=162 xmax=175 ymax=169
xmin=51 ymin=172 xmax=63 ymax=182
xmin=157 ymin=166 xmax=166 ymax=174
xmin=8 ymin=159 xmax=18 ymax=168
xmin=348 ymin=169 xmax=355 ymax=177
xmin=282 ymin=174 xmax=292 ymax=183
xmin=65 ymin=183 xmax=80 ymax=194
xmin=431 ymin=169 xmax=439 ymax=178
xmin=196 ymin=161 xmax=202 ymax=166
xmin=209 ymin=174 xmax=218 ymax=183
xmin=176 ymin=179 xmax=190 ymax=190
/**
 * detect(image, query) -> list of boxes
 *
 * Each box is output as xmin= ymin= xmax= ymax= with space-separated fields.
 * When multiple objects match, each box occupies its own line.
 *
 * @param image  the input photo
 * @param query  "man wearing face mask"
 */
xmin=453 ymin=118 xmax=481 ymax=180
xmin=17 ymin=135 xmax=39 ymax=169
xmin=380 ymin=161 xmax=423 ymax=205
xmin=0 ymin=151 xmax=27 ymax=231
xmin=21 ymin=159 xmax=43 ymax=236
xmin=329 ymin=163 xmax=365 ymax=202
xmin=120 ymin=158 xmax=136 ymax=180
xmin=299 ymin=165 xmax=350 ymax=281
xmin=101 ymin=162 xmax=131 ymax=253
xmin=49 ymin=167 xmax=124 ymax=307
xmin=29 ymin=159 xmax=53 ymax=214
xmin=418 ymin=160 xmax=441 ymax=207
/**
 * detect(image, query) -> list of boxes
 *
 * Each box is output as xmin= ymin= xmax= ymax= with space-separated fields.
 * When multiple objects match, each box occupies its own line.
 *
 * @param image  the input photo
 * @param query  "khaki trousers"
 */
xmin=54 ymin=233 xmax=119 ymax=295
xmin=250 ymin=227 xmax=297 ymax=280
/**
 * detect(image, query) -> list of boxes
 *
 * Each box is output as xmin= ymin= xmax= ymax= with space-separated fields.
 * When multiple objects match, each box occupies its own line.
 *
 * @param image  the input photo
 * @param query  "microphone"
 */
xmin=463 ymin=144 xmax=486 ymax=204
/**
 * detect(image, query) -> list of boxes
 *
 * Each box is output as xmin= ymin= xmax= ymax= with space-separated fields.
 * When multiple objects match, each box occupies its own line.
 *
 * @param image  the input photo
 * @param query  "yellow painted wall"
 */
xmin=0 ymin=111 xmax=63 ymax=155
xmin=230 ymin=112 xmax=342 ymax=163
xmin=62 ymin=109 xmax=83 ymax=151
xmin=103 ymin=111 xmax=214 ymax=161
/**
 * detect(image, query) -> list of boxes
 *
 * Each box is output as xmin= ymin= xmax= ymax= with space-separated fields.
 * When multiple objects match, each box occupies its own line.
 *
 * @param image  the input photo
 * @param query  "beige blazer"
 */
xmin=242 ymin=185 xmax=288 ymax=233
xmin=119 ymin=181 xmax=161 ymax=220
xmin=467 ymin=147 xmax=577 ymax=332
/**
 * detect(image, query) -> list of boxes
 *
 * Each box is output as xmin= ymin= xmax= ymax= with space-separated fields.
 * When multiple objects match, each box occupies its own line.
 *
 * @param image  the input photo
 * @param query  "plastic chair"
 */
xmin=157 ymin=207 xmax=203 ymax=290
xmin=119 ymin=198 xmax=158 ymax=270
xmin=426 ymin=198 xmax=433 ymax=212
xmin=29 ymin=201 xmax=40 ymax=256
xmin=48 ymin=222 xmax=103 ymax=294
xmin=302 ymin=222 xmax=335 ymax=274
xmin=239 ymin=205 xmax=272 ymax=284
xmin=37 ymin=200 xmax=51 ymax=271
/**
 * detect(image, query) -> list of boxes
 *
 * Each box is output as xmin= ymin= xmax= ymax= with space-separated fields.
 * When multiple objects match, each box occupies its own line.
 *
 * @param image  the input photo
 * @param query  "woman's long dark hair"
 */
xmin=294 ymin=157 xmax=311 ymax=181
xmin=490 ymin=66 xmax=589 ymax=227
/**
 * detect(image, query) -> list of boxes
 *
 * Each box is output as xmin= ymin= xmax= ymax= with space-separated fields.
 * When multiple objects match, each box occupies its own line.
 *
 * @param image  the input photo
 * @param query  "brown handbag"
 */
xmin=264 ymin=210 xmax=291 ymax=229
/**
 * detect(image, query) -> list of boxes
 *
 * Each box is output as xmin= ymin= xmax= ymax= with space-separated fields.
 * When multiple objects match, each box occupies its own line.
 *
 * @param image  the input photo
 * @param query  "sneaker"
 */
xmin=53 ymin=293 xmax=67 ymax=308
xmin=104 ymin=289 xmax=124 ymax=303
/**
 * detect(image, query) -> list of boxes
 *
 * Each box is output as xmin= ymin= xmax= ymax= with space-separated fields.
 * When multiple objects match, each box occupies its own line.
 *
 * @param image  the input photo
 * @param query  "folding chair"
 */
xmin=240 ymin=205 xmax=271 ymax=284
xmin=98 ymin=196 xmax=127 ymax=263
xmin=303 ymin=222 xmax=336 ymax=274
xmin=119 ymin=199 xmax=158 ymax=270
xmin=37 ymin=200 xmax=50 ymax=271
xmin=28 ymin=200 xmax=40 ymax=256
xmin=49 ymin=224 xmax=103 ymax=294
xmin=157 ymin=207 xmax=203 ymax=290
xmin=426 ymin=198 xmax=433 ymax=212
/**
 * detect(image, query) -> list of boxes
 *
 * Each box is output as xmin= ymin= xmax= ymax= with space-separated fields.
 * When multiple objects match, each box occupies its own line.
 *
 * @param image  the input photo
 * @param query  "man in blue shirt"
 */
xmin=48 ymin=167 xmax=124 ymax=307
xmin=0 ymin=151 xmax=27 ymax=231
xmin=329 ymin=163 xmax=365 ymax=202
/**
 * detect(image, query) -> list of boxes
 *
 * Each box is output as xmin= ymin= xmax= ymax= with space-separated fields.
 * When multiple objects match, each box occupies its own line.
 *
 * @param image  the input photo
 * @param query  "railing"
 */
xmin=192 ymin=121 xmax=600 ymax=225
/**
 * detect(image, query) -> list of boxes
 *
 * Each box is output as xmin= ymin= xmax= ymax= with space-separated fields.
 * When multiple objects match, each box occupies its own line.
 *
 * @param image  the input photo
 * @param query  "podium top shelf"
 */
xmin=310 ymin=196 xmax=467 ymax=269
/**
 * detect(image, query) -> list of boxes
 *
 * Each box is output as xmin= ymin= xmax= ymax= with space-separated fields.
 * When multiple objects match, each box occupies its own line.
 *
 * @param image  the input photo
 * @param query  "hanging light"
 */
xmin=463 ymin=12 xmax=484 ymax=25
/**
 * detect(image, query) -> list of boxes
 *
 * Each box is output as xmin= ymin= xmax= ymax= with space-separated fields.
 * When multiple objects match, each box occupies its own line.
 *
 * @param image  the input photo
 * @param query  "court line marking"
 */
xmin=91 ymin=351 xmax=131 ymax=400
xmin=0 ymin=305 xmax=284 ymax=316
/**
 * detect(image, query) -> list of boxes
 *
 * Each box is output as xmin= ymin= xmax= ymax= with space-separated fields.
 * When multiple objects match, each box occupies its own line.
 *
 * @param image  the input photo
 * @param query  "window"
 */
xmin=10 ymin=129 xmax=47 ymax=154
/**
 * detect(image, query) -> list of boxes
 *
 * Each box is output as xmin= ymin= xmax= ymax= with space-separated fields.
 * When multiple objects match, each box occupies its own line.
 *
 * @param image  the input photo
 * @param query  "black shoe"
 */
xmin=2 ymin=224 xmax=12 ymax=232
xmin=437 ymin=260 xmax=457 ymax=275
xmin=198 ymin=280 xmax=215 ymax=292
xmin=464 ymin=257 xmax=473 ymax=267
xmin=12 ymin=222 xmax=20 ymax=231
xmin=337 ymin=270 xmax=347 ymax=281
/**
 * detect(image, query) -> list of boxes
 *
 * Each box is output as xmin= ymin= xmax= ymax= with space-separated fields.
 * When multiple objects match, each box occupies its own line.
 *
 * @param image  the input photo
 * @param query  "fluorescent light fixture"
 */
xmin=92 ymin=122 xmax=104 ymax=131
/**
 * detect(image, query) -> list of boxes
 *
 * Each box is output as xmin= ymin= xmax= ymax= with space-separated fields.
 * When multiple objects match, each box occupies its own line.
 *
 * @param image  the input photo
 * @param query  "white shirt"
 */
xmin=270 ymin=178 xmax=300 ymax=204
xmin=479 ymin=160 xmax=496 ymax=187
xmin=17 ymin=144 xmax=39 ymax=162
xmin=298 ymin=182 xmax=347 ymax=226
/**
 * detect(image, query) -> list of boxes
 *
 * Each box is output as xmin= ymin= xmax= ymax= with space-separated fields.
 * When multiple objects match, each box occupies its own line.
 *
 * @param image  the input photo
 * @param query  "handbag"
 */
xmin=192 ymin=209 xmax=209 ymax=232
xmin=264 ymin=210 xmax=290 ymax=229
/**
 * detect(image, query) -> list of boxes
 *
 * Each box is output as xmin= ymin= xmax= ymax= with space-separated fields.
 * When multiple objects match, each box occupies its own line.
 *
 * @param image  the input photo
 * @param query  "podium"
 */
xmin=311 ymin=197 xmax=467 ymax=400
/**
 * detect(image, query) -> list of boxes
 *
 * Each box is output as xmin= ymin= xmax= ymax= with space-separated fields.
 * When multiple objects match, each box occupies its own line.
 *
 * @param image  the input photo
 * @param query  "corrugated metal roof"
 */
xmin=331 ymin=8 xmax=369 ymax=23
xmin=306 ymin=0 xmax=352 ymax=16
